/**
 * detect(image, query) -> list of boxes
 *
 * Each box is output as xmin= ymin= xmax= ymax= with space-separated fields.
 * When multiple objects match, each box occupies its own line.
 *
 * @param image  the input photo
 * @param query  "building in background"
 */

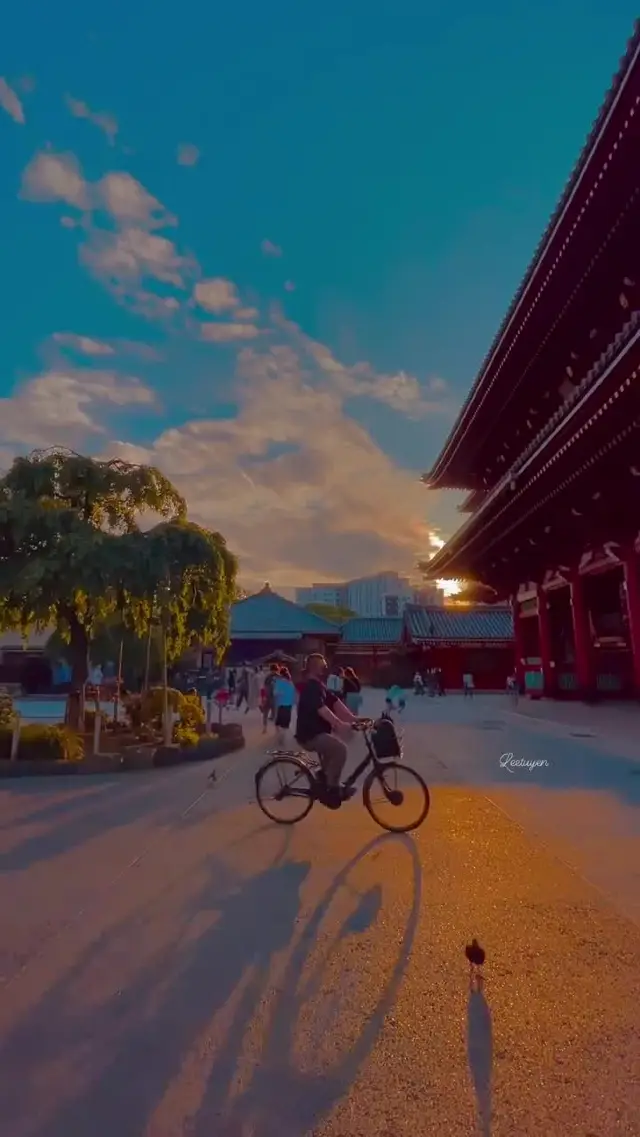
xmin=296 ymin=572 xmax=443 ymax=618
xmin=295 ymin=583 xmax=348 ymax=609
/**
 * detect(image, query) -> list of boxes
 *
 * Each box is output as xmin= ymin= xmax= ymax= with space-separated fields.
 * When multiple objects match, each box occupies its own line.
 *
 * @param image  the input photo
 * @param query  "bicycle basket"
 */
xmin=371 ymin=716 xmax=402 ymax=759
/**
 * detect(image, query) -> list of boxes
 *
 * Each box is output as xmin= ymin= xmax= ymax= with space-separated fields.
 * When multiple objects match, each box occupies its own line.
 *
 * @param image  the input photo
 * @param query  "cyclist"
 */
xmin=295 ymin=653 xmax=360 ymax=800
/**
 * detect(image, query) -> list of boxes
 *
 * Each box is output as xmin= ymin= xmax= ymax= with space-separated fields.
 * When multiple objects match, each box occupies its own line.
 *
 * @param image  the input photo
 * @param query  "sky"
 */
xmin=1 ymin=2 xmax=637 ymax=593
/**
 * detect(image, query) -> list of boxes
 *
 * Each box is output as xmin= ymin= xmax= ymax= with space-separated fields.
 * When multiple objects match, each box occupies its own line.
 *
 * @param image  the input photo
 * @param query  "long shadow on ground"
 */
xmin=0 ymin=830 xmax=420 ymax=1137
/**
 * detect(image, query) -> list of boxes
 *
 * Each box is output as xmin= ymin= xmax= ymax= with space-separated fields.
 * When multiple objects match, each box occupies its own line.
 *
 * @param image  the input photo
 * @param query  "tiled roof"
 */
xmin=230 ymin=585 xmax=340 ymax=637
xmin=339 ymin=618 xmax=404 ymax=645
xmin=404 ymin=605 xmax=513 ymax=642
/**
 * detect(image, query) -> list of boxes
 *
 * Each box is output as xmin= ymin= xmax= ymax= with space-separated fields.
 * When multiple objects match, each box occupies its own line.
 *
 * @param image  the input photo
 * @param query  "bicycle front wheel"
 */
xmin=363 ymin=761 xmax=430 ymax=833
xmin=255 ymin=757 xmax=315 ymax=825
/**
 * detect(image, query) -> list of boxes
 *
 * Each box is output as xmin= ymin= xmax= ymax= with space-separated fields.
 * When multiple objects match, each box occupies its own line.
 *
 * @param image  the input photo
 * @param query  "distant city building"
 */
xmin=295 ymin=584 xmax=348 ymax=609
xmin=295 ymin=572 xmax=443 ymax=618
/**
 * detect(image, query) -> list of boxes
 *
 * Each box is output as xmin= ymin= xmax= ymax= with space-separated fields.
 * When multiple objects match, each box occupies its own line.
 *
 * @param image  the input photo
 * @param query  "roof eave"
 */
xmin=427 ymin=19 xmax=640 ymax=486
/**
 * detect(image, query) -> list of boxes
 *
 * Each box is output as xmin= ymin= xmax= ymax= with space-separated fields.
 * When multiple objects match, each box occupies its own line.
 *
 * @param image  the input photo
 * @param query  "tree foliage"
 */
xmin=0 ymin=449 xmax=238 ymax=696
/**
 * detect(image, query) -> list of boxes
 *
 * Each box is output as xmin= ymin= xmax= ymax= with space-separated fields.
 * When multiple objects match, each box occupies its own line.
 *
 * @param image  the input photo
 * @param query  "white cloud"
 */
xmin=21 ymin=152 xmax=90 ymax=210
xmin=261 ymin=239 xmax=282 ymax=257
xmin=278 ymin=318 xmax=452 ymax=420
xmin=52 ymin=333 xmax=115 ymax=357
xmin=194 ymin=278 xmax=239 ymax=313
xmin=82 ymin=226 xmax=192 ymax=289
xmin=0 ymin=370 xmax=156 ymax=450
xmin=97 ymin=172 xmax=175 ymax=228
xmin=0 ymin=78 xmax=25 ymax=125
xmin=200 ymin=322 xmax=260 ymax=342
xmin=177 ymin=143 xmax=200 ymax=166
xmin=22 ymin=153 xmax=196 ymax=319
xmin=235 ymin=306 xmax=259 ymax=320
xmin=104 ymin=343 xmax=440 ymax=588
xmin=65 ymin=95 xmax=118 ymax=144
xmin=284 ymin=280 xmax=295 ymax=292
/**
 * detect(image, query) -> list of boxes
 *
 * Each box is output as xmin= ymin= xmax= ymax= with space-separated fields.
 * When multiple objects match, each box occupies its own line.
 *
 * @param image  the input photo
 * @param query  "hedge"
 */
xmin=0 ymin=724 xmax=84 ymax=762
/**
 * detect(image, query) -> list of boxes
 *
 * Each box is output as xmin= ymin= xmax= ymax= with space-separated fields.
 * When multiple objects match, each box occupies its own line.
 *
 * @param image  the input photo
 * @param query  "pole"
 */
xmin=10 ymin=713 xmax=20 ymax=761
xmin=93 ymin=710 xmax=102 ymax=755
xmin=113 ymin=634 xmax=124 ymax=726
xmin=144 ymin=626 xmax=152 ymax=691
xmin=162 ymin=627 xmax=171 ymax=746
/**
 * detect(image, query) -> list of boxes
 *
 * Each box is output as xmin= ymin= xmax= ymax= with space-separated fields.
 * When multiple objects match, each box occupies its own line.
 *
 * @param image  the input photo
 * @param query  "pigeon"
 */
xmin=465 ymin=938 xmax=486 ymax=969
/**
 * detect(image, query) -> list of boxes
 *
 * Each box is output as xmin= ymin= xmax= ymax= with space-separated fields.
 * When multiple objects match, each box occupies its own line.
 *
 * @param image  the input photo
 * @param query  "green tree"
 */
xmin=0 ymin=449 xmax=238 ymax=723
xmin=304 ymin=602 xmax=357 ymax=624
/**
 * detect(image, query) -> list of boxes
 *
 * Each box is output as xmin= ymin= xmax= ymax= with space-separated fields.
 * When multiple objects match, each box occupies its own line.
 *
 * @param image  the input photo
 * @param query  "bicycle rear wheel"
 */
xmin=255 ymin=756 xmax=315 ymax=824
xmin=363 ymin=761 xmax=430 ymax=833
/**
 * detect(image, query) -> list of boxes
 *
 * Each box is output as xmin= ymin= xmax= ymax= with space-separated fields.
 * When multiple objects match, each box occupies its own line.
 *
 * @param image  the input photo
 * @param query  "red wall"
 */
xmin=333 ymin=645 xmax=514 ymax=689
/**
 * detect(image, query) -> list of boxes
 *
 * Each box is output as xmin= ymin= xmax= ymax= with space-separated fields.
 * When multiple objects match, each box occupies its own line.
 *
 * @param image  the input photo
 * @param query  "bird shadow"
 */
xmin=467 ymin=973 xmax=493 ymax=1137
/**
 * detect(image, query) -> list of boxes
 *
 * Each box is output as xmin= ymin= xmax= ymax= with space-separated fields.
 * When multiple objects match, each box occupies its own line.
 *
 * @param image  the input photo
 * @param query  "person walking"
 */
xmin=342 ymin=666 xmax=362 ymax=715
xmin=273 ymin=666 xmax=296 ymax=746
xmin=247 ymin=666 xmax=260 ymax=714
xmin=261 ymin=663 xmax=280 ymax=734
xmin=236 ymin=664 xmax=249 ymax=710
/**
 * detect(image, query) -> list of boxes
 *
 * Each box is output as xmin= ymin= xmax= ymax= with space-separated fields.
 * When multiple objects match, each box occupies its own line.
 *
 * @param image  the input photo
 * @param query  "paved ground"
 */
xmin=0 ymin=694 xmax=639 ymax=1136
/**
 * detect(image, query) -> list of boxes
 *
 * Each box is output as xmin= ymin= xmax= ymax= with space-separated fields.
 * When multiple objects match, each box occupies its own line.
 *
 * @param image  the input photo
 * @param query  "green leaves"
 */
xmin=0 ymin=449 xmax=237 ymax=677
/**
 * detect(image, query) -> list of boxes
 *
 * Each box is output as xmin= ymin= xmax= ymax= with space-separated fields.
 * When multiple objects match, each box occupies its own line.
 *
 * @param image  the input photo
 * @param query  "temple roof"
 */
xmin=230 ymin=584 xmax=340 ymax=639
xmin=404 ymin=605 xmax=513 ymax=642
xmin=426 ymin=20 xmax=640 ymax=492
xmin=339 ymin=617 xmax=404 ymax=645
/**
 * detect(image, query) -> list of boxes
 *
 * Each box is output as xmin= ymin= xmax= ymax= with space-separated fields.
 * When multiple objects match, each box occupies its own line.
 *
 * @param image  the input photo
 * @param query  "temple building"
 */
xmin=424 ymin=23 xmax=640 ymax=699
xmin=212 ymin=589 xmax=513 ymax=689
xmin=218 ymin=584 xmax=341 ymax=667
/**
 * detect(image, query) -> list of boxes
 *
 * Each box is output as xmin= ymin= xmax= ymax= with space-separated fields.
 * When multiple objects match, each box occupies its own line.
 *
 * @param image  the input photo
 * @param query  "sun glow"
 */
xmin=437 ymin=578 xmax=461 ymax=597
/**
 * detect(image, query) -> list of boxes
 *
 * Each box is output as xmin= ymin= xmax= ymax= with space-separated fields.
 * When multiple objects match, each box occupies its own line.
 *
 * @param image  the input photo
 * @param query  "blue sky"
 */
xmin=1 ymin=2 xmax=636 ymax=590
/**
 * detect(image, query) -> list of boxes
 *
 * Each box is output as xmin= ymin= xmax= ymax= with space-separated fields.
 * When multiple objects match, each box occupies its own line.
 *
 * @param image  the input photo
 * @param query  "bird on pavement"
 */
xmin=465 ymin=938 xmax=486 ymax=969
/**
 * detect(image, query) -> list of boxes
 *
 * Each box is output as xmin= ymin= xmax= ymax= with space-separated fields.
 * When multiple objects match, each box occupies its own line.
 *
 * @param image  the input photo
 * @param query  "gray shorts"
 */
xmin=306 ymin=732 xmax=348 ymax=768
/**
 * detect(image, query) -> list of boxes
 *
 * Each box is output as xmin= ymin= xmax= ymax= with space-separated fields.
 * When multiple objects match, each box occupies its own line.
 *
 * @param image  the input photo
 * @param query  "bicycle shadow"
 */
xmin=191 ymin=831 xmax=422 ymax=1136
xmin=467 ymin=974 xmax=493 ymax=1137
xmin=0 ymin=822 xmax=296 ymax=1137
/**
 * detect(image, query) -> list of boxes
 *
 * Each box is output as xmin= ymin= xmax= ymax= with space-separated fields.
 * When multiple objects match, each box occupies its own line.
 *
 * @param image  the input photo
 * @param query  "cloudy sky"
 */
xmin=1 ymin=2 xmax=635 ymax=591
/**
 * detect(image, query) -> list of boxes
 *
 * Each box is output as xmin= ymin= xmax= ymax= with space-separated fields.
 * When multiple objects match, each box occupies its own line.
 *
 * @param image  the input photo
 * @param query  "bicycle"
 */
xmin=254 ymin=719 xmax=430 ymax=833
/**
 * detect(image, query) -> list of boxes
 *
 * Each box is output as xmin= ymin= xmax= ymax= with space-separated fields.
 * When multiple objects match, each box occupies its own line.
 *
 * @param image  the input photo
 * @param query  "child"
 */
xmin=385 ymin=684 xmax=405 ymax=714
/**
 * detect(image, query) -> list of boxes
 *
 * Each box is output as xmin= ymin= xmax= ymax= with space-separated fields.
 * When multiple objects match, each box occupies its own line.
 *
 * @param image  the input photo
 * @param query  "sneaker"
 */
xmin=340 ymin=784 xmax=357 ymax=801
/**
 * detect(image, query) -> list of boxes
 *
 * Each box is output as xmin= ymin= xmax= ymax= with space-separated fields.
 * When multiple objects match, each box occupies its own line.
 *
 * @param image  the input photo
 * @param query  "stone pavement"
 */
xmin=0 ymin=698 xmax=638 ymax=1135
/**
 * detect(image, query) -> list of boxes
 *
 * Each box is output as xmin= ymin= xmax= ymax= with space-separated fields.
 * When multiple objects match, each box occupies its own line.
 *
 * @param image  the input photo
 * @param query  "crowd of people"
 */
xmin=224 ymin=662 xmax=364 ymax=746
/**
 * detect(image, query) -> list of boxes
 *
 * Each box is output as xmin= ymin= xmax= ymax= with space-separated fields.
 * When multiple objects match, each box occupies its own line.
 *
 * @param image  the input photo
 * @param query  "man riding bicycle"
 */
xmin=295 ymin=653 xmax=360 ymax=800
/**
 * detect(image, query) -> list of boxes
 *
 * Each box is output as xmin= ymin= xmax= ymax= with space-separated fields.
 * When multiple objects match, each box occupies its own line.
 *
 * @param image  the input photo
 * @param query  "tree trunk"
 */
xmin=66 ymin=617 xmax=90 ymax=731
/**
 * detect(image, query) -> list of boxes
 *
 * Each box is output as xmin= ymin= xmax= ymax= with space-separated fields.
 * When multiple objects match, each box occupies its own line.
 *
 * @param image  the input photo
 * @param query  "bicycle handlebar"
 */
xmin=352 ymin=717 xmax=374 ymax=731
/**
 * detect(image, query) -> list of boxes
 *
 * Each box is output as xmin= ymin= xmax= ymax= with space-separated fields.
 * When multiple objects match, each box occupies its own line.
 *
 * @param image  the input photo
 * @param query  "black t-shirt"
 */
xmin=295 ymin=678 xmax=337 ymax=744
xmin=343 ymin=675 xmax=361 ymax=696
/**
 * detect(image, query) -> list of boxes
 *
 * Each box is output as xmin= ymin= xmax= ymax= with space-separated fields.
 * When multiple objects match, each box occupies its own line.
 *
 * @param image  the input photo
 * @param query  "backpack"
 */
xmin=371 ymin=714 xmax=401 ymax=759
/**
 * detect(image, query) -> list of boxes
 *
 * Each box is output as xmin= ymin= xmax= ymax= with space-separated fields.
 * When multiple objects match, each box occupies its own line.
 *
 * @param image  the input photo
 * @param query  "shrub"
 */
xmin=0 ymin=690 xmax=14 ymax=728
xmin=0 ymin=723 xmax=84 ymax=762
xmin=173 ymin=722 xmax=200 ymax=748
xmin=178 ymin=692 xmax=205 ymax=732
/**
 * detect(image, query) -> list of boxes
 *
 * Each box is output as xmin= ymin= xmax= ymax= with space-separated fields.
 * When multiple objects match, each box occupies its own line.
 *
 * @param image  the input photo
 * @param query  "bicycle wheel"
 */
xmin=255 ymin=756 xmax=316 ymax=824
xmin=362 ymin=761 xmax=430 ymax=833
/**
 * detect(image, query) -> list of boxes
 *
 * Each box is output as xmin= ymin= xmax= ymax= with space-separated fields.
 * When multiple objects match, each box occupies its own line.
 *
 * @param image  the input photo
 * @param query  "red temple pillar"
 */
xmin=512 ymin=599 xmax=525 ymax=688
xmin=569 ymin=571 xmax=595 ymax=699
xmin=536 ymin=587 xmax=555 ymax=697
xmin=622 ymin=544 xmax=640 ymax=696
